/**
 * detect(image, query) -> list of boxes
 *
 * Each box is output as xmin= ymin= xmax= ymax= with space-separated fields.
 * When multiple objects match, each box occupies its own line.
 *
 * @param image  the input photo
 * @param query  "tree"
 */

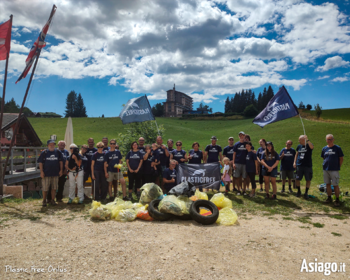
xmin=243 ymin=104 xmax=258 ymax=118
xmin=102 ymin=114 xmax=105 ymax=118
xmin=151 ymin=103 xmax=164 ymax=117
xmin=75 ymin=93 xmax=87 ymax=117
xmin=298 ymin=101 xmax=305 ymax=109
xmin=306 ymin=104 xmax=312 ymax=110
xmin=314 ymin=104 xmax=322 ymax=119
xmin=117 ymin=121 xmax=165 ymax=156
xmin=196 ymin=102 xmax=212 ymax=113
xmin=65 ymin=91 xmax=77 ymax=117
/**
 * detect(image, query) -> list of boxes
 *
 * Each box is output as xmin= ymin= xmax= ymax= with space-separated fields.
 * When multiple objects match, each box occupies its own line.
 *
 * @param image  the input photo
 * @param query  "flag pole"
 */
xmin=0 ymin=14 xmax=13 ymax=196
xmin=145 ymin=94 xmax=160 ymax=135
xmin=2 ymin=51 xmax=41 ymax=180
xmin=299 ymin=114 xmax=306 ymax=135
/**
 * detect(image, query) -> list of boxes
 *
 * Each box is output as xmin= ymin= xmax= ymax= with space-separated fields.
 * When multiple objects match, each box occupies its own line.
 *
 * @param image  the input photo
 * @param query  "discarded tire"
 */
xmin=148 ymin=199 xmax=174 ymax=221
xmin=190 ymin=199 xmax=219 ymax=225
xmin=175 ymin=214 xmax=192 ymax=221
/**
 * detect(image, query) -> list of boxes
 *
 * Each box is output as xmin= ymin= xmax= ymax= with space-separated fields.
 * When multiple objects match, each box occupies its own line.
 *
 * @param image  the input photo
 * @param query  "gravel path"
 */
xmin=0 ymin=212 xmax=349 ymax=279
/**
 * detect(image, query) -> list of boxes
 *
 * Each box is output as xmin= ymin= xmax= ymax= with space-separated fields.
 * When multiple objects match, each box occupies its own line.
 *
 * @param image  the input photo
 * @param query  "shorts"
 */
xmin=233 ymin=163 xmax=247 ymax=179
xmin=42 ymin=176 xmax=59 ymax=191
xmin=107 ymin=171 xmax=124 ymax=182
xmin=157 ymin=165 xmax=166 ymax=178
xmin=262 ymin=168 xmax=278 ymax=178
xmin=323 ymin=170 xmax=340 ymax=186
xmin=296 ymin=166 xmax=313 ymax=181
xmin=281 ymin=170 xmax=294 ymax=180
xmin=84 ymin=170 xmax=92 ymax=182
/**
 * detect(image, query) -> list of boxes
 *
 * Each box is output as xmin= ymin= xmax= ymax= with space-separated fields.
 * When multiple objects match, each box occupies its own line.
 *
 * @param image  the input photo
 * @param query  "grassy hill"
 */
xmin=302 ymin=108 xmax=350 ymax=122
xmin=29 ymin=116 xmax=350 ymax=186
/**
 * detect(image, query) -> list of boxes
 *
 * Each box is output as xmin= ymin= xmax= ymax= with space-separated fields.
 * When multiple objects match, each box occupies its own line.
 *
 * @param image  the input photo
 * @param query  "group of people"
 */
xmin=38 ymin=132 xmax=344 ymax=207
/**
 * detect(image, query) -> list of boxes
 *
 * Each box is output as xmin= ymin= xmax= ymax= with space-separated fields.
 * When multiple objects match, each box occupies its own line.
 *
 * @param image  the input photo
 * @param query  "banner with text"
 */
xmin=119 ymin=95 xmax=155 ymax=125
xmin=176 ymin=163 xmax=221 ymax=190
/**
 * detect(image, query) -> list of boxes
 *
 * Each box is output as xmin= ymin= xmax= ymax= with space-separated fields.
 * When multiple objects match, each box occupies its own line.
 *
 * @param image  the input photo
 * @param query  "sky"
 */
xmin=0 ymin=0 xmax=350 ymax=117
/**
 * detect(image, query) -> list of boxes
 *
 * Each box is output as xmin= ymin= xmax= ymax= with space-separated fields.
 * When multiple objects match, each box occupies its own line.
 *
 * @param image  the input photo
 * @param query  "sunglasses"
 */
xmin=97 ymin=146 xmax=104 ymax=149
xmin=70 ymin=147 xmax=74 ymax=149
xmin=110 ymin=143 xmax=116 ymax=145
xmin=176 ymin=144 xmax=181 ymax=146
xmin=326 ymin=139 xmax=332 ymax=141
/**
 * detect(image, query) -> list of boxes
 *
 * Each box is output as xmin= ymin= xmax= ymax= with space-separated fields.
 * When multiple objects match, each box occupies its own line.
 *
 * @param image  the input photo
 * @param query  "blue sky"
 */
xmin=1 ymin=0 xmax=350 ymax=117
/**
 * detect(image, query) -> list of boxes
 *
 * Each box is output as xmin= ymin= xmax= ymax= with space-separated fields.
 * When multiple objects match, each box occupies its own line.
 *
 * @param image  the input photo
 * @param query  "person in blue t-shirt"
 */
xmin=102 ymin=137 xmax=110 ymax=152
xmin=38 ymin=140 xmax=63 ymax=207
xmin=91 ymin=142 xmax=108 ymax=201
xmin=55 ymin=141 xmax=70 ymax=203
xmin=126 ymin=141 xmax=144 ymax=200
xmin=188 ymin=142 xmax=203 ymax=164
xmin=233 ymin=131 xmax=248 ymax=195
xmin=245 ymin=142 xmax=258 ymax=198
xmin=293 ymin=135 xmax=314 ymax=199
xmin=261 ymin=141 xmax=280 ymax=200
xmin=85 ymin=138 xmax=98 ymax=197
xmin=104 ymin=139 xmax=128 ymax=201
xmin=138 ymin=137 xmax=146 ymax=186
xmin=204 ymin=136 xmax=223 ymax=163
xmin=321 ymin=134 xmax=344 ymax=207
xmin=166 ymin=139 xmax=174 ymax=168
xmin=143 ymin=144 xmax=160 ymax=184
xmin=163 ymin=160 xmax=177 ymax=193
xmin=170 ymin=141 xmax=187 ymax=164
xmin=155 ymin=136 xmax=170 ymax=188
xmin=279 ymin=140 xmax=296 ymax=193
xmin=223 ymin=137 xmax=235 ymax=191
xmin=257 ymin=139 xmax=267 ymax=192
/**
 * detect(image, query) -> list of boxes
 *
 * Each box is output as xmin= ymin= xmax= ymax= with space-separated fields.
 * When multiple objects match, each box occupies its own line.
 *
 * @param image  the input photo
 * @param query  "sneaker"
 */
xmin=289 ymin=188 xmax=293 ymax=193
xmin=78 ymin=200 xmax=84 ymax=204
xmin=128 ymin=193 xmax=133 ymax=200
xmin=237 ymin=192 xmax=241 ymax=196
xmin=50 ymin=200 xmax=57 ymax=206
xmin=42 ymin=201 xmax=47 ymax=207
xmin=109 ymin=196 xmax=114 ymax=202
xmin=249 ymin=193 xmax=255 ymax=198
xmin=260 ymin=188 xmax=264 ymax=192
xmin=304 ymin=193 xmax=309 ymax=200
xmin=243 ymin=192 xmax=247 ymax=196
xmin=334 ymin=200 xmax=340 ymax=207
xmin=67 ymin=199 xmax=73 ymax=204
xmin=233 ymin=188 xmax=238 ymax=192
xmin=270 ymin=194 xmax=277 ymax=200
xmin=324 ymin=197 xmax=333 ymax=204
xmin=281 ymin=189 xmax=285 ymax=193
xmin=123 ymin=196 xmax=130 ymax=201
xmin=265 ymin=193 xmax=270 ymax=199
xmin=56 ymin=199 xmax=63 ymax=203
xmin=296 ymin=192 xmax=301 ymax=198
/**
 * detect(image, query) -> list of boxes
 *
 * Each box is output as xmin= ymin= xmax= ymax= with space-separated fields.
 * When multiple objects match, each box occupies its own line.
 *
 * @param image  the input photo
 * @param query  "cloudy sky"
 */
xmin=0 ymin=0 xmax=349 ymax=117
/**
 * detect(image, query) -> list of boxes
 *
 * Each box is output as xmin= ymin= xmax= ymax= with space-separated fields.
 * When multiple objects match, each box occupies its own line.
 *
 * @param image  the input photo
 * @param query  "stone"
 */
xmin=4 ymin=185 xmax=23 ymax=198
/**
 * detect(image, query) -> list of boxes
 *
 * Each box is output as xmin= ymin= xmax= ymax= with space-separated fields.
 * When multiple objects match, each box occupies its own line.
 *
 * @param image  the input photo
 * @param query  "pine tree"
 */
xmin=75 ymin=93 xmax=87 ymax=117
xmin=257 ymin=92 xmax=262 ymax=111
xmin=65 ymin=91 xmax=77 ymax=117
xmin=224 ymin=97 xmax=230 ymax=113
xmin=266 ymin=85 xmax=274 ymax=102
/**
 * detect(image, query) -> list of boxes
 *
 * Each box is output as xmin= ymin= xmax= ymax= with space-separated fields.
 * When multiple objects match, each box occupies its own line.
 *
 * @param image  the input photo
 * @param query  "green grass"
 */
xmin=29 ymin=116 xmax=350 ymax=186
xmin=312 ymin=222 xmax=324 ymax=228
xmin=307 ymin=108 xmax=350 ymax=122
xmin=331 ymin=232 xmax=342 ymax=237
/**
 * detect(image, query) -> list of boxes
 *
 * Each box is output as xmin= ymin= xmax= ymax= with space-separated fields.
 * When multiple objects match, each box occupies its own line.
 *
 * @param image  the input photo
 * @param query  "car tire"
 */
xmin=148 ymin=199 xmax=173 ymax=221
xmin=189 ymin=199 xmax=219 ymax=225
xmin=175 ymin=214 xmax=192 ymax=220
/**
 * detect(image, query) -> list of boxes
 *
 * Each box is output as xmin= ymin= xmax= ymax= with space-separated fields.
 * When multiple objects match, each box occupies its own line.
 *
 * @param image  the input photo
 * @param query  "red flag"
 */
xmin=16 ymin=6 xmax=56 ymax=84
xmin=0 ymin=19 xmax=12 ymax=61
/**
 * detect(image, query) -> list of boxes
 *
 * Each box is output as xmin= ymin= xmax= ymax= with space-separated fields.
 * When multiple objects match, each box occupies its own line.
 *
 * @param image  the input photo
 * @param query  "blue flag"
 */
xmin=253 ymin=86 xmax=299 ymax=128
xmin=119 ymin=95 xmax=155 ymax=125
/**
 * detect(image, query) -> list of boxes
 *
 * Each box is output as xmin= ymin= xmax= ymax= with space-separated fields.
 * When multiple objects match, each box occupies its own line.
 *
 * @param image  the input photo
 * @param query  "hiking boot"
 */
xmin=304 ymin=193 xmax=309 ymax=200
xmin=50 ymin=200 xmax=57 ymax=206
xmin=270 ymin=194 xmax=277 ymax=200
xmin=281 ymin=189 xmax=285 ymax=193
xmin=324 ymin=197 xmax=333 ymax=204
xmin=123 ymin=196 xmax=130 ymax=201
xmin=334 ymin=200 xmax=340 ymax=207
xmin=289 ymin=188 xmax=293 ymax=193
xmin=265 ymin=193 xmax=270 ymax=199
xmin=109 ymin=196 xmax=114 ymax=202
xmin=296 ymin=192 xmax=301 ymax=198
xmin=233 ymin=188 xmax=238 ymax=192
xmin=42 ymin=200 xmax=47 ymax=207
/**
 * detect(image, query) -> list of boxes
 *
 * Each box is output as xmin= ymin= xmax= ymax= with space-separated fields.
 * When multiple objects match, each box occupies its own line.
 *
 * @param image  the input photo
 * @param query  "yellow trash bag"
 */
xmin=115 ymin=209 xmax=137 ymax=222
xmin=210 ymin=193 xmax=232 ymax=209
xmin=158 ymin=195 xmax=184 ymax=216
xmin=178 ymin=195 xmax=192 ymax=214
xmin=89 ymin=200 xmax=111 ymax=220
xmin=216 ymin=207 xmax=238 ymax=226
xmin=139 ymin=183 xmax=163 ymax=205
xmin=196 ymin=190 xmax=208 ymax=200
xmin=108 ymin=198 xmax=132 ymax=219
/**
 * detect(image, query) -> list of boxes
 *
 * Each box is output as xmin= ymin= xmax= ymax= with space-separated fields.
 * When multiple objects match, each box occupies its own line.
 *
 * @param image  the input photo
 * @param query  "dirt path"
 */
xmin=0 ymin=213 xmax=349 ymax=280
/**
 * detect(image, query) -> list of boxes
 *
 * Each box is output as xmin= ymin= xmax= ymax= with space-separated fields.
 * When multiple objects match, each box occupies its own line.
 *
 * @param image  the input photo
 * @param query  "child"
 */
xmin=245 ymin=142 xmax=258 ymax=197
xmin=222 ymin=157 xmax=231 ymax=195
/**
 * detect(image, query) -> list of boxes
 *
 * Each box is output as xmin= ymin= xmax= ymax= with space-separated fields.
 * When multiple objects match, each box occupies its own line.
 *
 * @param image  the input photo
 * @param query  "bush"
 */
xmin=243 ymin=104 xmax=258 ymax=118
xmin=306 ymin=104 xmax=312 ymax=110
xmin=116 ymin=121 xmax=165 ymax=156
xmin=314 ymin=104 xmax=322 ymax=119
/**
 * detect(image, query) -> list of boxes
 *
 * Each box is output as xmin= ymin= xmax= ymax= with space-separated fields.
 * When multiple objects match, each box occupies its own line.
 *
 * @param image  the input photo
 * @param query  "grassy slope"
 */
xmin=306 ymin=108 xmax=350 ymax=122
xmin=29 ymin=116 xmax=350 ymax=186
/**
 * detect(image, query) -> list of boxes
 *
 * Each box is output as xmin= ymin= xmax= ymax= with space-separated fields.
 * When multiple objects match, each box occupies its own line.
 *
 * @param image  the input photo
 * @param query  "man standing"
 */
xmin=102 ymin=137 xmax=109 ymax=152
xmin=279 ymin=140 xmax=296 ymax=193
xmin=55 ymin=141 xmax=69 ymax=202
xmin=166 ymin=139 xmax=174 ymax=168
xmin=104 ymin=139 xmax=128 ymax=201
xmin=293 ymin=135 xmax=314 ymax=199
xmin=38 ymin=140 xmax=63 ymax=206
xmin=204 ymin=136 xmax=223 ymax=163
xmin=85 ymin=138 xmax=97 ymax=197
xmin=321 ymin=134 xmax=344 ymax=207
xmin=162 ymin=159 xmax=177 ymax=193
xmin=155 ymin=136 xmax=170 ymax=187
xmin=232 ymin=132 xmax=247 ymax=195
xmin=138 ymin=137 xmax=146 ymax=186
xmin=223 ymin=137 xmax=235 ymax=191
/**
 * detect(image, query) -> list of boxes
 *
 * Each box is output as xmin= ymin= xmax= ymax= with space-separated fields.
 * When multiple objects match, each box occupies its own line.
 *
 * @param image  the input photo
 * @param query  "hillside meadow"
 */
xmin=29 ymin=115 xmax=349 ymax=186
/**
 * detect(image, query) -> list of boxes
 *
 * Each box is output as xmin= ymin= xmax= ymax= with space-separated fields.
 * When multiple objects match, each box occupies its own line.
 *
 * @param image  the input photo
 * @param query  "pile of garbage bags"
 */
xmin=209 ymin=193 xmax=238 ymax=226
xmin=158 ymin=195 xmax=192 ymax=216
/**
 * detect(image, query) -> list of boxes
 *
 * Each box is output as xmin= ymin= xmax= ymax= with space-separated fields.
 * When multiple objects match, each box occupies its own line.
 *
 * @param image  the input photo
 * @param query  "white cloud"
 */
xmin=21 ymin=27 xmax=31 ymax=33
xmin=332 ymin=77 xmax=349 ymax=82
xmin=316 ymin=56 xmax=349 ymax=72
xmin=317 ymin=75 xmax=330 ymax=80
xmin=0 ymin=0 xmax=349 ymax=102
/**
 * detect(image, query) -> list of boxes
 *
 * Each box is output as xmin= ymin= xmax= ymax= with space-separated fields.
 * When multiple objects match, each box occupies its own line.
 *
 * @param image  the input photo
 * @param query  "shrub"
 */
xmin=243 ymin=104 xmax=258 ymax=118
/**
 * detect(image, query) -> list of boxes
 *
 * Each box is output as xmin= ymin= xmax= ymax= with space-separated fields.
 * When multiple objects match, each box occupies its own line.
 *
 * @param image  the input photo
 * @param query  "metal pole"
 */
xmin=299 ymin=114 xmax=306 ymax=135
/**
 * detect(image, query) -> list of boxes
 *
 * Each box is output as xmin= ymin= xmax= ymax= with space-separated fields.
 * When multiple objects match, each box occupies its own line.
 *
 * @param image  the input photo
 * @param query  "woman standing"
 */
xmin=245 ymin=142 xmax=258 ymax=198
xmin=188 ymin=142 xmax=203 ymax=164
xmin=126 ymin=141 xmax=143 ymax=200
xmin=91 ymin=142 xmax=107 ymax=201
xmin=66 ymin=144 xmax=84 ymax=204
xmin=143 ymin=144 xmax=160 ymax=184
xmin=261 ymin=141 xmax=280 ymax=199
xmin=257 ymin=139 xmax=267 ymax=192
xmin=170 ymin=141 xmax=187 ymax=165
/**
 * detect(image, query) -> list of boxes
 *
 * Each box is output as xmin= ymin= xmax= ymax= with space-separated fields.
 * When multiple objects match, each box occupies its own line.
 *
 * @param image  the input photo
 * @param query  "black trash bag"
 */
xmin=168 ymin=181 xmax=196 ymax=197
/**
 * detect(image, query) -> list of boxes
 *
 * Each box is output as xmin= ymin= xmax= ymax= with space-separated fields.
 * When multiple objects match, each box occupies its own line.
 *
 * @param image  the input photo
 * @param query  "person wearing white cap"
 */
xmin=66 ymin=144 xmax=84 ymax=204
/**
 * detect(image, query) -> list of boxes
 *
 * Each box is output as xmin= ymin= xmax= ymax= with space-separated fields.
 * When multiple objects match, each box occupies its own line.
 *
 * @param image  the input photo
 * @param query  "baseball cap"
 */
xmin=238 ymin=131 xmax=245 ymax=135
xmin=228 ymin=136 xmax=234 ymax=140
xmin=211 ymin=136 xmax=217 ymax=140
xmin=47 ymin=139 xmax=56 ymax=145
